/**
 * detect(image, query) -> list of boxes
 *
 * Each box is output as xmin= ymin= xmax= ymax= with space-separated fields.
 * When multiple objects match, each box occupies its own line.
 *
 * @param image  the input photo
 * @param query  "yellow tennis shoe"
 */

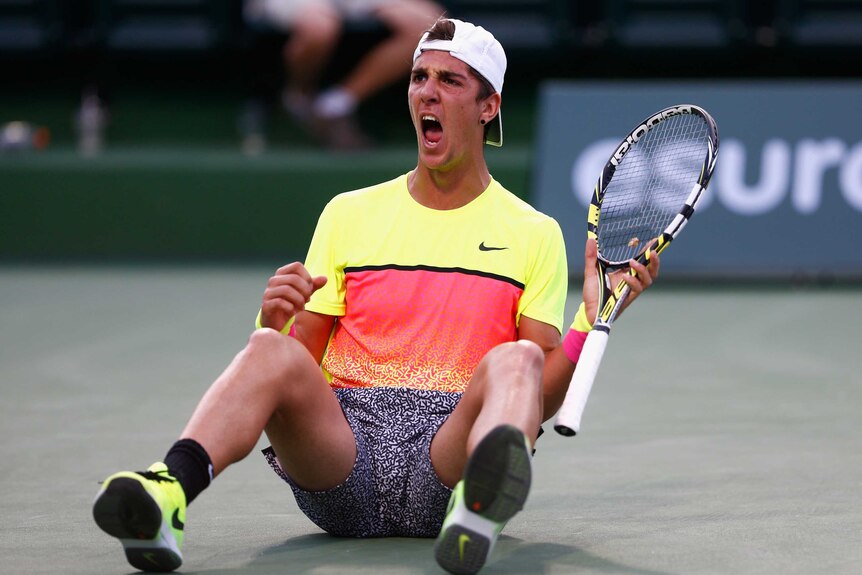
xmin=93 ymin=462 xmax=186 ymax=572
xmin=434 ymin=425 xmax=532 ymax=575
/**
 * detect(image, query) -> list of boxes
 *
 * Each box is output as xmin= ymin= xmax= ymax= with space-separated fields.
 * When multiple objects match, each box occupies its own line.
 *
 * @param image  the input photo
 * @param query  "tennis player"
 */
xmin=92 ymin=18 xmax=659 ymax=575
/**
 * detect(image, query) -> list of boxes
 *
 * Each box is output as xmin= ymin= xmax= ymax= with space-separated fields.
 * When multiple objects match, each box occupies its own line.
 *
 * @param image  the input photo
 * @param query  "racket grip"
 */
xmin=554 ymin=329 xmax=610 ymax=436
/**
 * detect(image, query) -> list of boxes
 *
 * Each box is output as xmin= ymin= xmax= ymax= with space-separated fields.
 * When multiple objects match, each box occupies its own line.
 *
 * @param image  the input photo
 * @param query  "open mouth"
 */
xmin=421 ymin=114 xmax=443 ymax=145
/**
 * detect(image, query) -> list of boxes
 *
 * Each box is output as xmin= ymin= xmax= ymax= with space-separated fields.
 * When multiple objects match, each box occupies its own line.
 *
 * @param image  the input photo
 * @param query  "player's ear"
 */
xmin=480 ymin=92 xmax=501 ymax=125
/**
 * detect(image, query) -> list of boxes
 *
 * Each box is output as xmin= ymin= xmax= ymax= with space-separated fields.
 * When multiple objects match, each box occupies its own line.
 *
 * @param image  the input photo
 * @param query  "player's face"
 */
xmin=408 ymin=51 xmax=496 ymax=168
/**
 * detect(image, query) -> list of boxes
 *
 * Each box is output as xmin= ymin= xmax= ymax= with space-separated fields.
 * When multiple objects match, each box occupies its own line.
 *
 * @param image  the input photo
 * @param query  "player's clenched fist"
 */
xmin=260 ymin=262 xmax=327 ymax=332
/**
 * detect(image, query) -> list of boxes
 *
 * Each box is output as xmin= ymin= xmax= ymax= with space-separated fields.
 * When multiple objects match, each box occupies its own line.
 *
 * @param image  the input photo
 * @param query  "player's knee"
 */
xmin=487 ymin=340 xmax=544 ymax=382
xmin=244 ymin=329 xmax=315 ymax=400
xmin=248 ymin=326 xmax=284 ymax=348
xmin=514 ymin=340 xmax=545 ymax=377
xmin=246 ymin=328 xmax=300 ymax=365
xmin=514 ymin=338 xmax=544 ymax=357
xmin=505 ymin=338 xmax=544 ymax=363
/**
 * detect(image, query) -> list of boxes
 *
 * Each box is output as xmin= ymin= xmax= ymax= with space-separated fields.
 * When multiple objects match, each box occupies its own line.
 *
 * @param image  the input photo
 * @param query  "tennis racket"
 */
xmin=554 ymin=104 xmax=719 ymax=437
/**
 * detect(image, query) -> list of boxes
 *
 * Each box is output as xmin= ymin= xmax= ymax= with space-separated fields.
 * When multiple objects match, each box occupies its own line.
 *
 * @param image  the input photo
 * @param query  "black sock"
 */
xmin=164 ymin=438 xmax=213 ymax=505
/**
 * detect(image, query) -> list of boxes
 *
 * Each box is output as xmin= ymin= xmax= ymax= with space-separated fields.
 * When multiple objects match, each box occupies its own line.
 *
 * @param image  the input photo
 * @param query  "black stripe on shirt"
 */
xmin=343 ymin=264 xmax=525 ymax=290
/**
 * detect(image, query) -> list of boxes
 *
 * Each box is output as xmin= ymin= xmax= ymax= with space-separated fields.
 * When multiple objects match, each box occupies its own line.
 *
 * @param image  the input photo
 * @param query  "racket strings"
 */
xmin=599 ymin=115 xmax=709 ymax=263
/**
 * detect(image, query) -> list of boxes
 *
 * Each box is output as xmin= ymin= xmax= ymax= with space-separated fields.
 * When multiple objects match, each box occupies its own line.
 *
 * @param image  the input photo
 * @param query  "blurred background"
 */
xmin=1 ymin=0 xmax=861 ymax=280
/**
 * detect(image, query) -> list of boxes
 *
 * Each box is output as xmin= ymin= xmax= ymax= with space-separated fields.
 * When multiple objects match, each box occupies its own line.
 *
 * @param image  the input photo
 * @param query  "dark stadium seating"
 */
xmin=0 ymin=0 xmax=64 ymax=55
xmin=606 ymin=0 xmax=747 ymax=50
xmin=776 ymin=0 xmax=862 ymax=49
xmin=94 ymin=0 xmax=235 ymax=53
xmin=439 ymin=0 xmax=572 ymax=51
xmin=2 ymin=0 xmax=862 ymax=77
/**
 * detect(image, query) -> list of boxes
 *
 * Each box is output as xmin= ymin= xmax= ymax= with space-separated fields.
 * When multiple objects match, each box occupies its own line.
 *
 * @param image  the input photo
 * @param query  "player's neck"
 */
xmin=408 ymin=162 xmax=492 ymax=210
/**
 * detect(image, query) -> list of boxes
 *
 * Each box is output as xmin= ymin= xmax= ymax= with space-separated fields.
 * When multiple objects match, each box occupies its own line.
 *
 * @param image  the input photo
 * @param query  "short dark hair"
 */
xmin=423 ymin=18 xmax=495 ymax=102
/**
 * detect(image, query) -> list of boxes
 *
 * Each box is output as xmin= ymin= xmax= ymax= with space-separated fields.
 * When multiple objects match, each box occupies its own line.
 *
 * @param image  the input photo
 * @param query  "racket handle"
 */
xmin=554 ymin=329 xmax=610 ymax=436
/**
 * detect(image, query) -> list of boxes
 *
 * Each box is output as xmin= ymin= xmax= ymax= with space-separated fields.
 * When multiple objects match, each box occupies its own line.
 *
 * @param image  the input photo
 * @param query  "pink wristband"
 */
xmin=562 ymin=328 xmax=588 ymax=363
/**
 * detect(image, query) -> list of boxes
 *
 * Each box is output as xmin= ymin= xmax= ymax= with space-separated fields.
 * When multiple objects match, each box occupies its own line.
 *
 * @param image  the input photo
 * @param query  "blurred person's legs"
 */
xmin=244 ymin=0 xmax=343 ymax=148
xmin=303 ymin=0 xmax=443 ymax=150
xmin=281 ymin=1 xmax=343 ymax=120
xmin=339 ymin=0 xmax=442 ymax=104
xmin=246 ymin=0 xmax=442 ymax=150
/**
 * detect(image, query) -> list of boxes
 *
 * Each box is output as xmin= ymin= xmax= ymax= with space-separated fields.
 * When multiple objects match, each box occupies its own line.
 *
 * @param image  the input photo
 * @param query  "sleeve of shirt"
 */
xmin=304 ymin=198 xmax=347 ymax=317
xmin=517 ymin=217 xmax=568 ymax=334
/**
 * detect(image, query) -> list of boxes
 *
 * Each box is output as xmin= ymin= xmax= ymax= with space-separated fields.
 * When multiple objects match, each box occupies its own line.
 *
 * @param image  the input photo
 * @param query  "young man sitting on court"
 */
xmin=92 ymin=17 xmax=660 ymax=575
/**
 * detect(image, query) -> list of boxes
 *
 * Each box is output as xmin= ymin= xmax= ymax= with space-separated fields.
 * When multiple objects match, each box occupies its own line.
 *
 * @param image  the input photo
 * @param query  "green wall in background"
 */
xmin=0 ymin=148 xmax=531 ymax=262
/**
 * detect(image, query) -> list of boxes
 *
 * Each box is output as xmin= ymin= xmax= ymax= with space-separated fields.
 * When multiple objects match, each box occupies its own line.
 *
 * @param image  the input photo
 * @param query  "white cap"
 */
xmin=412 ymin=19 xmax=506 ymax=147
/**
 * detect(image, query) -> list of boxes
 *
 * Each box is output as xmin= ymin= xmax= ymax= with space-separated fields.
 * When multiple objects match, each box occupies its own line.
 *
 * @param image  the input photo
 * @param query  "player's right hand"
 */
xmin=260 ymin=262 xmax=327 ymax=332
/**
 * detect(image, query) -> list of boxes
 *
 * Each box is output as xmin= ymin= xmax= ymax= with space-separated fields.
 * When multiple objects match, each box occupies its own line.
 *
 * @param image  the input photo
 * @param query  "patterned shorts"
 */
xmin=263 ymin=387 xmax=461 ymax=537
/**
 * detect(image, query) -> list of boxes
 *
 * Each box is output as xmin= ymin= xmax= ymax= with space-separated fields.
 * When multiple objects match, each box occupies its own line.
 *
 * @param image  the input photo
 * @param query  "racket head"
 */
xmin=589 ymin=104 xmax=719 ymax=270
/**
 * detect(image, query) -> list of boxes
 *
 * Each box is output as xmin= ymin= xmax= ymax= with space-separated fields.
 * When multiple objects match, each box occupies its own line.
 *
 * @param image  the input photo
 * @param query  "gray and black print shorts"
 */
xmin=263 ymin=387 xmax=461 ymax=537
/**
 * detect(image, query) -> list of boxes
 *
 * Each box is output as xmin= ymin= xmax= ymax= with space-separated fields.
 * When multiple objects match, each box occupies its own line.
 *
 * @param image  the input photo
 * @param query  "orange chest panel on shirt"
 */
xmin=322 ymin=266 xmax=523 ymax=392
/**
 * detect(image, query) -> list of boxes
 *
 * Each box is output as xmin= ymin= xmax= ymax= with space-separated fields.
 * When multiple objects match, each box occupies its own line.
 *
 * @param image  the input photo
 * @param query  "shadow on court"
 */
xmin=192 ymin=533 xmax=675 ymax=575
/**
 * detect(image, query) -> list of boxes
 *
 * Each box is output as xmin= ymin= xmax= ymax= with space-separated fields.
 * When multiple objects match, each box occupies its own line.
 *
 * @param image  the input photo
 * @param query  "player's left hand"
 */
xmin=260 ymin=262 xmax=328 ymax=332
xmin=582 ymin=237 xmax=660 ymax=323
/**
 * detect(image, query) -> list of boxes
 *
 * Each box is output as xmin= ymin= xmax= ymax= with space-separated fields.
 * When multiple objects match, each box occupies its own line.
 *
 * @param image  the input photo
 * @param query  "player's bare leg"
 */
xmin=181 ymin=327 xmax=356 ymax=489
xmin=431 ymin=340 xmax=542 ymax=575
xmin=431 ymin=339 xmax=543 ymax=486
xmin=93 ymin=327 xmax=357 ymax=572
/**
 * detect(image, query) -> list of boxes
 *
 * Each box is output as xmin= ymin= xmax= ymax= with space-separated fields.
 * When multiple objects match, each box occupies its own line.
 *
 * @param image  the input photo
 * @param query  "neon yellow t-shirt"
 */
xmin=304 ymin=173 xmax=567 ymax=393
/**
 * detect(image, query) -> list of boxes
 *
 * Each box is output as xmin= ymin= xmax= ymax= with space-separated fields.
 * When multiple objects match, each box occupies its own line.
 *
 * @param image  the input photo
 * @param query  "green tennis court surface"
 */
xmin=2 ymin=266 xmax=860 ymax=574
